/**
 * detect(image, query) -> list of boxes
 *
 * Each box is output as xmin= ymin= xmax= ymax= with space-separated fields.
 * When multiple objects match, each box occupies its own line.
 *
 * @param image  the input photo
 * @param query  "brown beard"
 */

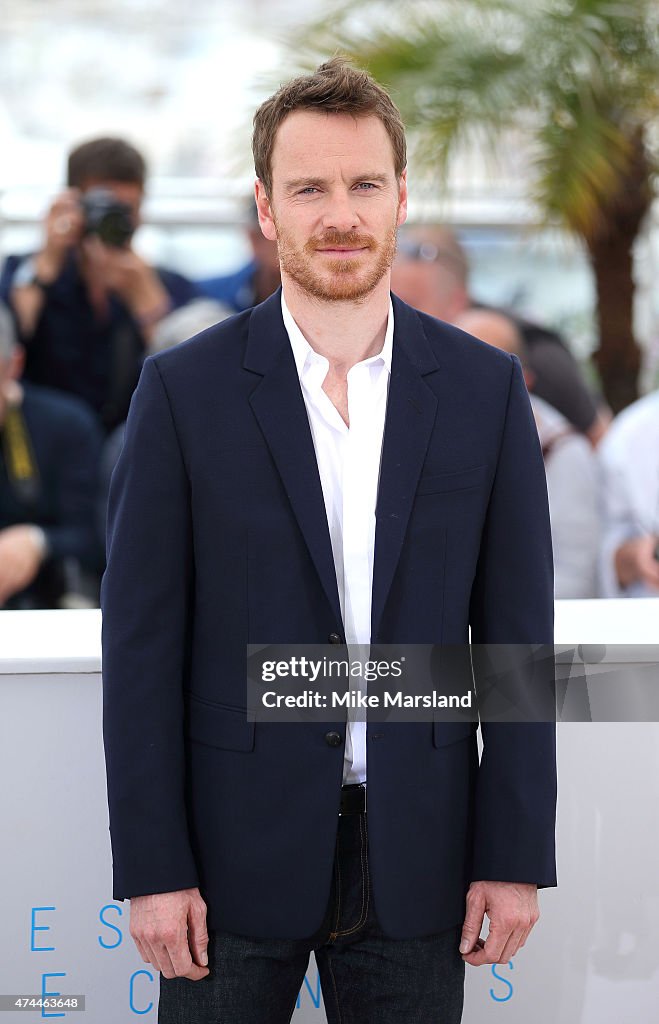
xmin=274 ymin=222 xmax=398 ymax=302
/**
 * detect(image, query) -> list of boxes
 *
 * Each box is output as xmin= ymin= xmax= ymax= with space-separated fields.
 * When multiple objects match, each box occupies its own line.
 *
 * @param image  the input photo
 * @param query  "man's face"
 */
xmin=256 ymin=111 xmax=407 ymax=302
xmin=391 ymin=257 xmax=467 ymax=322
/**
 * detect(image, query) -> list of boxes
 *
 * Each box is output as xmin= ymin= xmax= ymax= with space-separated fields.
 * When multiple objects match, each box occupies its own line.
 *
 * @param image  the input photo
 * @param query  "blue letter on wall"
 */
xmin=41 ymin=972 xmax=66 ymax=1019
xmin=98 ymin=904 xmax=123 ymax=949
xmin=130 ymin=970 xmax=154 ymax=1015
xmin=296 ymin=971 xmax=322 ymax=1010
xmin=489 ymin=961 xmax=514 ymax=1002
xmin=31 ymin=908 xmax=56 ymax=952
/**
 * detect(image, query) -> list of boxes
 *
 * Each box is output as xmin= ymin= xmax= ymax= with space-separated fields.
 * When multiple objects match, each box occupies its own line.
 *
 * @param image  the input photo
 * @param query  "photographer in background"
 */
xmin=0 ymin=302 xmax=102 ymax=609
xmin=0 ymin=137 xmax=199 ymax=433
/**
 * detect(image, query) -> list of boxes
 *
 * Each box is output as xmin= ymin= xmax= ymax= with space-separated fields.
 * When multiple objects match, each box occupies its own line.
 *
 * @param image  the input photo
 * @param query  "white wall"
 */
xmin=1 ymin=604 xmax=658 ymax=1021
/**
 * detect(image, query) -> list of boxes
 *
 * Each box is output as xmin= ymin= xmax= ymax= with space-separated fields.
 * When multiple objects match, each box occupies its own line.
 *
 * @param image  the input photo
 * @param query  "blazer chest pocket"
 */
xmin=184 ymin=693 xmax=255 ymax=752
xmin=416 ymin=465 xmax=485 ymax=497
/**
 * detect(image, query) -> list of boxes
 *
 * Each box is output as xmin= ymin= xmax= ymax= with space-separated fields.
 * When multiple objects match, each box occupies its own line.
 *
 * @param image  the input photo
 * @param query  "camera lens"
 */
xmin=81 ymin=187 xmax=136 ymax=248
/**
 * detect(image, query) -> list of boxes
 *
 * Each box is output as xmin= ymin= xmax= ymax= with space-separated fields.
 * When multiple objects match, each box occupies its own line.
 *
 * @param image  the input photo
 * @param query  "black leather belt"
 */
xmin=340 ymin=783 xmax=366 ymax=815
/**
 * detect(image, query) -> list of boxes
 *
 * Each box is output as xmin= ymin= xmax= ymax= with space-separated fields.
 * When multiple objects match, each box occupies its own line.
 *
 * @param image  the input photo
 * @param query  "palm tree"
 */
xmin=296 ymin=0 xmax=659 ymax=412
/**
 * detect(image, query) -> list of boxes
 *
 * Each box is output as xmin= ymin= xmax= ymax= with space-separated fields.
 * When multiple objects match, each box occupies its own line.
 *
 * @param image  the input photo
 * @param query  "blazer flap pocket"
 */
xmin=417 ymin=465 xmax=485 ymax=496
xmin=185 ymin=694 xmax=255 ymax=752
xmin=432 ymin=720 xmax=475 ymax=748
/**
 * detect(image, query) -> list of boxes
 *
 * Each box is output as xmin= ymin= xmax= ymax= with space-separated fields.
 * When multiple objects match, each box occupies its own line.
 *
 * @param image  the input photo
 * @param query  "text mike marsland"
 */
xmin=261 ymin=689 xmax=474 ymax=709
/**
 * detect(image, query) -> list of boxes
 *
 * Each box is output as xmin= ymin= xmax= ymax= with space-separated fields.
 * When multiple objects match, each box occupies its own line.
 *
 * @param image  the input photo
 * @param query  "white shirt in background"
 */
xmin=531 ymin=395 xmax=601 ymax=599
xmin=597 ymin=390 xmax=659 ymax=598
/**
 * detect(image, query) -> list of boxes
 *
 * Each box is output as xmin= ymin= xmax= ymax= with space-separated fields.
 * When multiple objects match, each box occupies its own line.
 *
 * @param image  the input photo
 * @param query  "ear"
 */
xmin=254 ymin=179 xmax=277 ymax=242
xmin=523 ymin=367 xmax=536 ymax=392
xmin=396 ymin=168 xmax=408 ymax=227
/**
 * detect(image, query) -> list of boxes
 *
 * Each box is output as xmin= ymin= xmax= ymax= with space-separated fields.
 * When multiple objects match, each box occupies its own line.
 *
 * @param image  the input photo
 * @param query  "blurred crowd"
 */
xmin=0 ymin=136 xmax=657 ymax=609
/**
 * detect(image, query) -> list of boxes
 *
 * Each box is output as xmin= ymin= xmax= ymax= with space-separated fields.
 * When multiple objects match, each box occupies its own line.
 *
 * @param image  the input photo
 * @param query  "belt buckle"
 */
xmin=340 ymin=783 xmax=366 ymax=816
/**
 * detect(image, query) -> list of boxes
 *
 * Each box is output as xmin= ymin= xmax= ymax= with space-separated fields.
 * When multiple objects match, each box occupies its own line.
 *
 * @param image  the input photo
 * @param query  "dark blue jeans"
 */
xmin=158 ymin=808 xmax=465 ymax=1023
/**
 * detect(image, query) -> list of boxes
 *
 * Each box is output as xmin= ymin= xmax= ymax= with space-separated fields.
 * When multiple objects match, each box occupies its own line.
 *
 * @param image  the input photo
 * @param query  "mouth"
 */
xmin=315 ymin=246 xmax=369 ymax=256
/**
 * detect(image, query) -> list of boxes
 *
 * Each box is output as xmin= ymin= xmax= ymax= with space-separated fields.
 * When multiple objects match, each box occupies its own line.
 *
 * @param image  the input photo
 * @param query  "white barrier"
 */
xmin=1 ymin=602 xmax=658 ymax=1022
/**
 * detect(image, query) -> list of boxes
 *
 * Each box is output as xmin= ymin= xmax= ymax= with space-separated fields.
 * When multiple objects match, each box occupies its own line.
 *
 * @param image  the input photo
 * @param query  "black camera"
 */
xmin=81 ymin=187 xmax=136 ymax=248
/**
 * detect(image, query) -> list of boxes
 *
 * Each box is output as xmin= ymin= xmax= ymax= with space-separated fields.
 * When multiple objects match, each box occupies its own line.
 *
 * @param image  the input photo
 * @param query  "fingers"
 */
xmin=460 ymin=887 xmax=486 ymax=954
xmin=181 ymin=962 xmax=211 ymax=982
xmin=166 ymin=936 xmax=193 ymax=979
xmin=80 ymin=235 xmax=107 ymax=263
xmin=153 ymin=943 xmax=178 ymax=980
xmin=132 ymin=934 xmax=151 ymax=966
xmin=463 ymin=907 xmax=540 ymax=966
xmin=462 ymin=940 xmax=489 ymax=967
xmin=461 ymin=880 xmax=541 ymax=967
xmin=129 ymin=890 xmax=210 ymax=983
xmin=461 ymin=936 xmax=485 ymax=961
xmin=463 ymin=920 xmax=509 ymax=966
xmin=80 ymin=235 xmax=138 ymax=294
xmin=46 ymin=191 xmax=84 ymax=252
xmin=157 ymin=930 xmax=209 ymax=981
xmin=80 ymin=236 xmax=123 ymax=285
xmin=516 ymin=903 xmax=540 ymax=954
xmin=135 ymin=924 xmax=204 ymax=981
xmin=468 ymin=923 xmax=524 ymax=967
xmin=188 ymin=898 xmax=210 ymax=969
xmin=136 ymin=935 xmax=169 ymax=976
xmin=498 ymin=925 xmax=526 ymax=964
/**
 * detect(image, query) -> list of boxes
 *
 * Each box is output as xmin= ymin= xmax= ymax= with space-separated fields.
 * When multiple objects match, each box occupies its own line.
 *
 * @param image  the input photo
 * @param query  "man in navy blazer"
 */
xmin=102 ymin=58 xmax=556 ymax=1024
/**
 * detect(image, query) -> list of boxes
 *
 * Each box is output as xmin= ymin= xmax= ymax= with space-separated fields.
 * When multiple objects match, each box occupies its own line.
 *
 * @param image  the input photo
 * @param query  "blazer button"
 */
xmin=328 ymin=632 xmax=343 ymax=645
xmin=325 ymin=731 xmax=343 ymax=748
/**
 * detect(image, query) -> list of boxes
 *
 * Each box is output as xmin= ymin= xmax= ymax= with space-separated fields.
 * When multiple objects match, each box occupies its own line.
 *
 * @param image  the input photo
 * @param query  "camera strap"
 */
xmin=1 ymin=402 xmax=42 ymax=507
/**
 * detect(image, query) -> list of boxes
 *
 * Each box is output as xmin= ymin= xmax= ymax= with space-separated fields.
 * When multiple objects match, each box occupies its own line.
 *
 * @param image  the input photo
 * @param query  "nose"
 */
xmin=321 ymin=189 xmax=360 ymax=233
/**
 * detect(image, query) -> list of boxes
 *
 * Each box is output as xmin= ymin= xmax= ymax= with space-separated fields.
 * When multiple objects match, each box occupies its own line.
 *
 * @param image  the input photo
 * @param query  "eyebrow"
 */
xmin=283 ymin=173 xmax=391 ymax=192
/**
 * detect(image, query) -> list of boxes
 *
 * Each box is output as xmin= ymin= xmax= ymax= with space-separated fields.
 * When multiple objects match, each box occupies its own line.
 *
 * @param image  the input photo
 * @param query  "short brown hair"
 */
xmin=67 ymin=137 xmax=146 ymax=189
xmin=252 ymin=57 xmax=406 ymax=195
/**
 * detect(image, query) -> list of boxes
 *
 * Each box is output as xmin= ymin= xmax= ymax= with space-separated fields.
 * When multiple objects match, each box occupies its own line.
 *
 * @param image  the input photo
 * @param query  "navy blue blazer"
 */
xmin=101 ymin=289 xmax=557 ymax=940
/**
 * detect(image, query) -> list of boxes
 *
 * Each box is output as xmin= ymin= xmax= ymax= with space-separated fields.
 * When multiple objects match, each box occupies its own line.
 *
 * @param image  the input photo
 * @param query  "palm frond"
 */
xmin=533 ymin=101 xmax=633 ymax=237
xmin=289 ymin=0 xmax=658 ymax=227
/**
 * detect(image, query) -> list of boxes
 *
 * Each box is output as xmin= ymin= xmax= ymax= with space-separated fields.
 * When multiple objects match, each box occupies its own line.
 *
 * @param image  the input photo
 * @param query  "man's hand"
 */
xmin=0 ymin=525 xmax=46 ymax=605
xmin=11 ymin=190 xmax=84 ymax=338
xmin=129 ymin=887 xmax=210 ymax=981
xmin=615 ymin=535 xmax=659 ymax=592
xmin=459 ymin=880 xmax=539 ymax=966
xmin=40 ymin=189 xmax=85 ymax=277
xmin=81 ymin=236 xmax=171 ymax=331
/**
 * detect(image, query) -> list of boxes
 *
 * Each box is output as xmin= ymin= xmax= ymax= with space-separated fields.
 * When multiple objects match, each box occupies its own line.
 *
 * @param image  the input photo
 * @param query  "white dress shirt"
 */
xmin=281 ymin=290 xmax=393 ymax=784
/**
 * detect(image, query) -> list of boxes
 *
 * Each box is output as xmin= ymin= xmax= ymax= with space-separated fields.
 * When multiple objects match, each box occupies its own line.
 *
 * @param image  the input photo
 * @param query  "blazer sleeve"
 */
xmin=468 ymin=354 xmax=557 ymax=888
xmin=101 ymin=355 xmax=199 ymax=900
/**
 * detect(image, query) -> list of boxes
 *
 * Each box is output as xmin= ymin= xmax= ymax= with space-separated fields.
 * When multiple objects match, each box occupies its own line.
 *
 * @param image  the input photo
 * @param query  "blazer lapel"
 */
xmin=244 ymin=290 xmax=343 ymax=629
xmin=371 ymin=296 xmax=440 ymax=638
